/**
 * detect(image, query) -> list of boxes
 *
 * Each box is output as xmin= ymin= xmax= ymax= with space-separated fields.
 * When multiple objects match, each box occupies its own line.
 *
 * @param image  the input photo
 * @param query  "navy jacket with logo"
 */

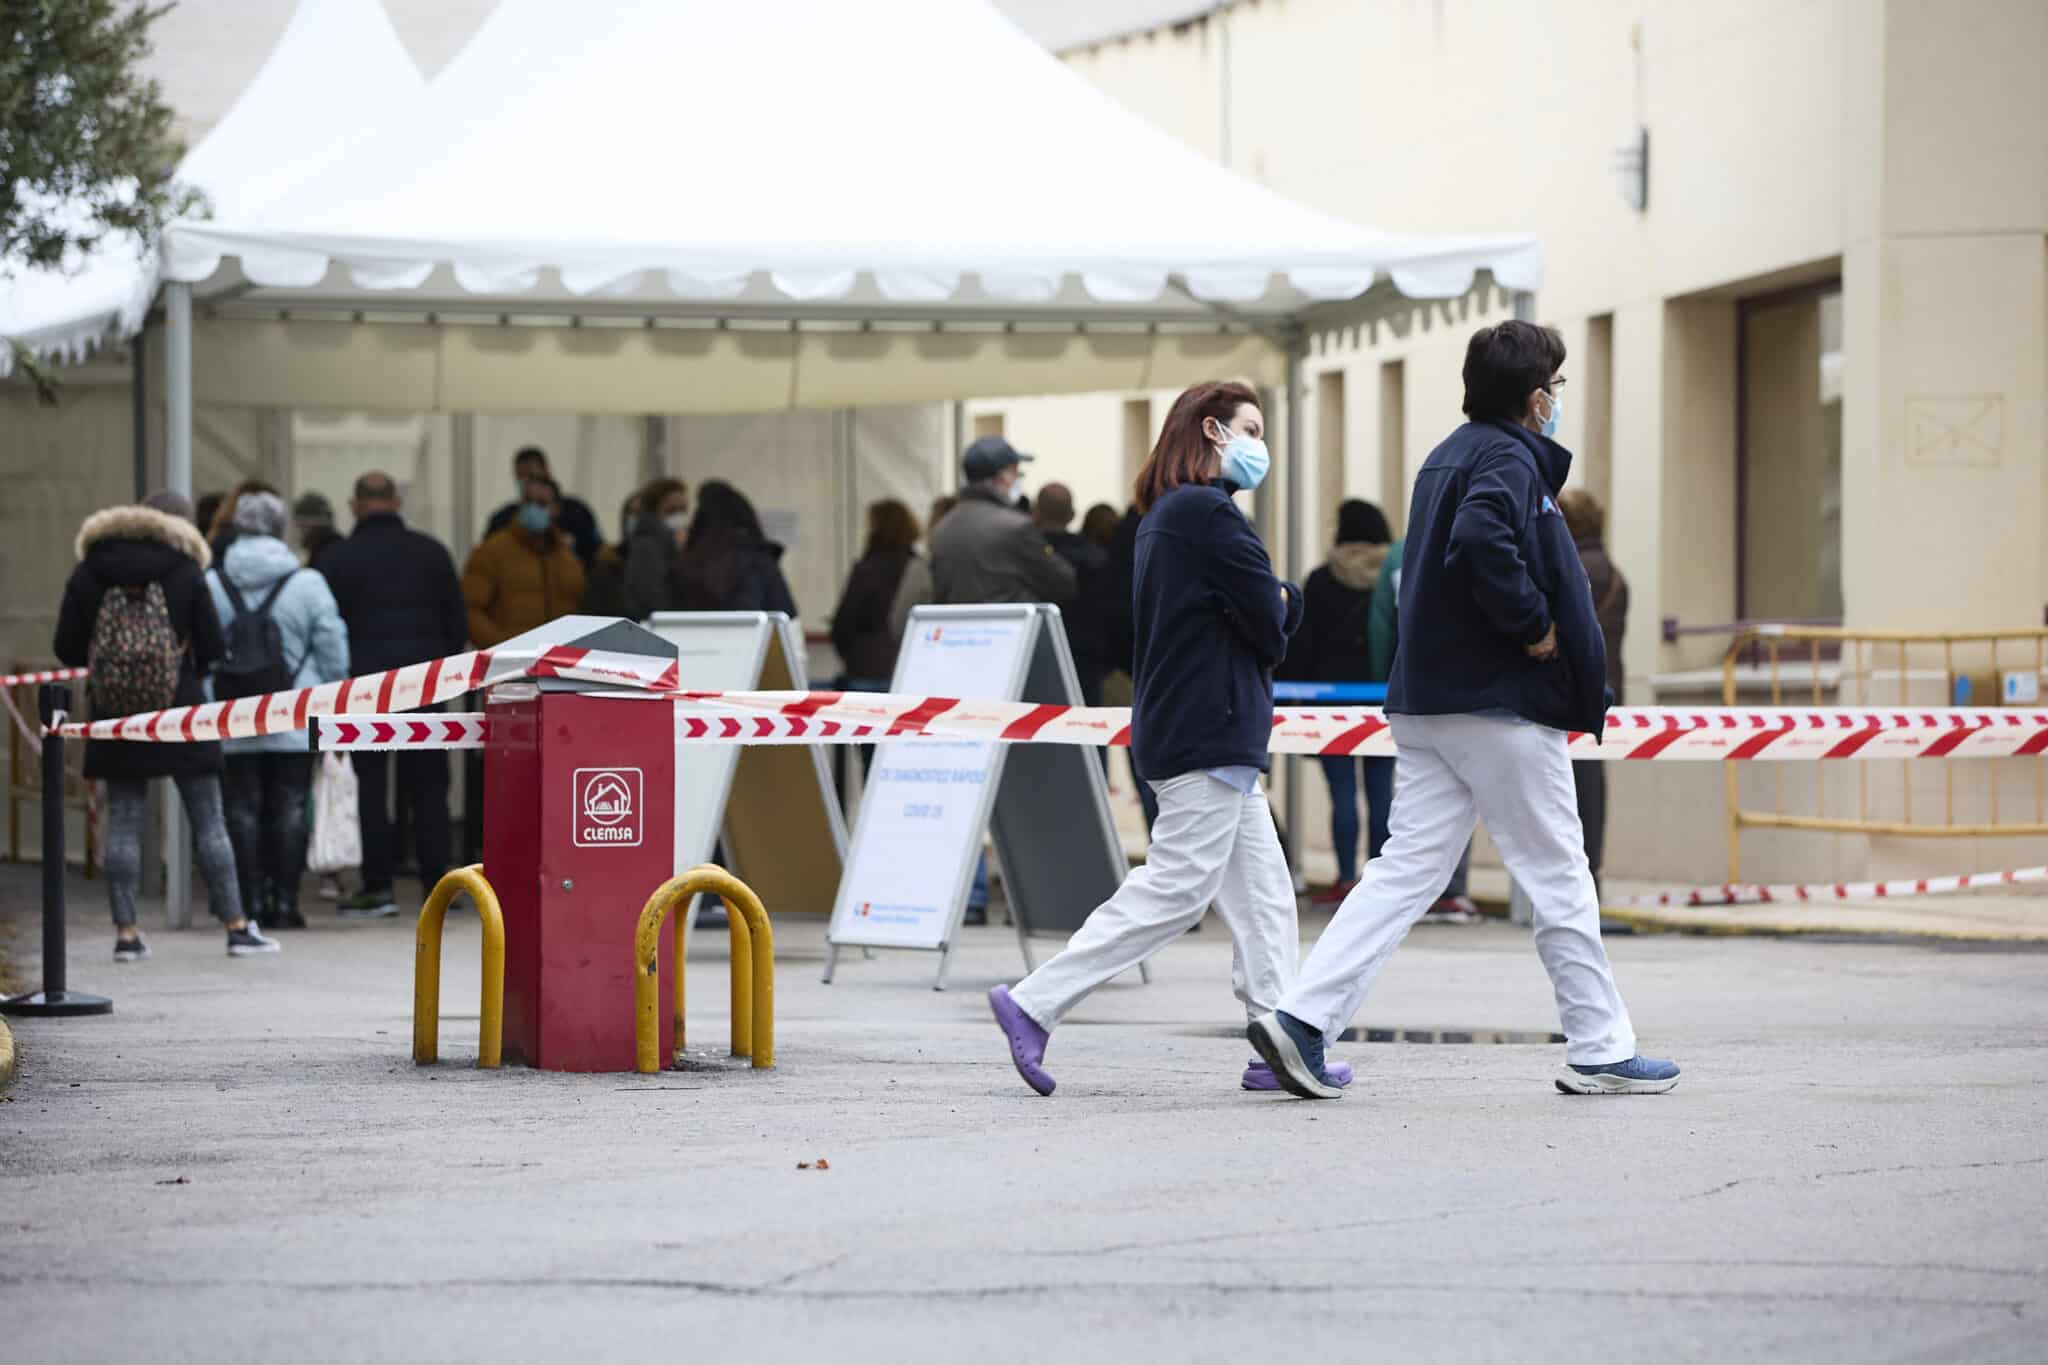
xmin=1385 ymin=420 xmax=1609 ymax=737
xmin=1130 ymin=482 xmax=1304 ymax=780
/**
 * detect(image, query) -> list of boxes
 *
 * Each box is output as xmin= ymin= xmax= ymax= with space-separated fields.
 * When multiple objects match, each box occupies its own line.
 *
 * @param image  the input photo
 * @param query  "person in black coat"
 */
xmin=316 ymin=472 xmax=469 ymax=917
xmin=1281 ymin=498 xmax=1393 ymax=900
xmin=830 ymin=498 xmax=920 ymax=687
xmin=672 ymin=480 xmax=798 ymax=616
xmin=1033 ymin=483 xmax=1116 ymax=709
xmin=1254 ymin=320 xmax=1677 ymax=1101
xmin=825 ymin=498 xmax=920 ymax=799
xmin=483 ymin=446 xmax=602 ymax=568
xmin=53 ymin=494 xmax=271 ymax=959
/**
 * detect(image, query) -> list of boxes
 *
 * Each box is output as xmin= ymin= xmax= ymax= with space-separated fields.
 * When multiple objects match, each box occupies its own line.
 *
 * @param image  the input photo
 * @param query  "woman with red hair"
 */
xmin=988 ymin=380 xmax=1351 ymax=1096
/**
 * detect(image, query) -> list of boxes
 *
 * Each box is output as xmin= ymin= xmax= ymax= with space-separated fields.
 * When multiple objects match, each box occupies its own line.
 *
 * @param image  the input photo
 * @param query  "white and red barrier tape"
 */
xmin=56 ymin=649 xmax=512 ymax=742
xmin=54 ymin=643 xmax=2048 ymax=762
xmin=1 ymin=666 xmax=89 ymax=689
xmin=311 ymin=715 xmax=491 ymax=751
xmin=1612 ymin=864 xmax=2048 ymax=909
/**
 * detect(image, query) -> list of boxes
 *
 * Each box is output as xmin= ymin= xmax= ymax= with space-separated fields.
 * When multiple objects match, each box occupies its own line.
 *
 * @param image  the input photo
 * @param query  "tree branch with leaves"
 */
xmin=3 ymin=0 xmax=203 ymax=398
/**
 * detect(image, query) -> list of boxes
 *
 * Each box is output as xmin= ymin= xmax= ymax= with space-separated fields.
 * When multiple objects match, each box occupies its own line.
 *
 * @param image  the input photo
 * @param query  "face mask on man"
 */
xmin=1210 ymin=420 xmax=1271 ymax=492
xmin=1538 ymin=387 xmax=1564 ymax=439
xmin=517 ymin=502 xmax=551 ymax=535
xmin=664 ymin=511 xmax=690 ymax=533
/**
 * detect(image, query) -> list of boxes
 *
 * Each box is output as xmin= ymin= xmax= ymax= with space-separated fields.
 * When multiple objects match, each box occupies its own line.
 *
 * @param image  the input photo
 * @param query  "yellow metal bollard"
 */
xmin=413 ymin=866 xmax=505 ymax=1069
xmin=634 ymin=865 xmax=775 ymax=1074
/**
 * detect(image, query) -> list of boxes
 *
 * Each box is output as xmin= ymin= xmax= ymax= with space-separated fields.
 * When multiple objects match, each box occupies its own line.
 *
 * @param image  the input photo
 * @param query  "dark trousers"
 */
xmin=1317 ymin=753 xmax=1395 ymax=884
xmin=222 ymin=752 xmax=314 ymax=919
xmin=830 ymin=676 xmax=890 ymax=811
xmin=356 ymin=748 xmax=452 ymax=893
xmin=1573 ymin=759 xmax=1607 ymax=889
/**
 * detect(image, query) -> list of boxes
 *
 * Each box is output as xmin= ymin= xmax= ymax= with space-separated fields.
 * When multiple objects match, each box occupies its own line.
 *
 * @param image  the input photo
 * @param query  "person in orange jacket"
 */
xmin=461 ymin=476 xmax=586 ymax=647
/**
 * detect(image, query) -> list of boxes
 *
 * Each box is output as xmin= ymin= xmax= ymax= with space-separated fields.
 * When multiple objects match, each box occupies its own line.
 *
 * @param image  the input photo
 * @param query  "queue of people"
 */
xmin=54 ymin=353 xmax=1649 ymax=1116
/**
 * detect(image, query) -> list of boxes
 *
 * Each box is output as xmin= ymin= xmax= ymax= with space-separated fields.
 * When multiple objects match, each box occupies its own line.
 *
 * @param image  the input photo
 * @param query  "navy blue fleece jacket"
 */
xmin=1129 ymin=482 xmax=1304 ymax=780
xmin=1385 ymin=420 xmax=1610 ymax=736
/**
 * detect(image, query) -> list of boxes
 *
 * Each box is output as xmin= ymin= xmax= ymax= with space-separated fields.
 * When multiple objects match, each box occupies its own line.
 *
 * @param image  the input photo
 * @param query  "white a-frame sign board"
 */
xmin=646 ymin=612 xmax=846 ymax=917
xmin=824 ymin=603 xmax=1138 ymax=990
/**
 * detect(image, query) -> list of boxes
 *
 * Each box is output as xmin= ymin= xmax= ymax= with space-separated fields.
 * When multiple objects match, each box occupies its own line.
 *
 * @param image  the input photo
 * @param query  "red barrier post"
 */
xmin=487 ymin=689 xmax=676 ymax=1070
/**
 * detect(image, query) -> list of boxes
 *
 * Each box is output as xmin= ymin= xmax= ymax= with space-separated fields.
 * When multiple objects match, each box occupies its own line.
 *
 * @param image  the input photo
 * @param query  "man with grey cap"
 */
xmin=928 ymin=436 xmax=1076 ymax=608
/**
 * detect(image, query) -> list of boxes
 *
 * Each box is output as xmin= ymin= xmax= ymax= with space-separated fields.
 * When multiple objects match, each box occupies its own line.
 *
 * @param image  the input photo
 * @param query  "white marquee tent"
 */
xmin=149 ymin=0 xmax=1541 ymax=486
xmin=0 ymin=0 xmax=425 ymax=377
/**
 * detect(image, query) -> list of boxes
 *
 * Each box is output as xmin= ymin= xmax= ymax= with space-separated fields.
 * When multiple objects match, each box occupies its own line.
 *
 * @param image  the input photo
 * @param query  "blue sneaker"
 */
xmin=1556 ymin=1055 xmax=1681 ymax=1095
xmin=1246 ymin=1011 xmax=1343 ymax=1099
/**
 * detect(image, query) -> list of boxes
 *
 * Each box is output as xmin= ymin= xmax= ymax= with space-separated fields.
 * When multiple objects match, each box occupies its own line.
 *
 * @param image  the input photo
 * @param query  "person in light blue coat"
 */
xmin=206 ymin=492 xmax=350 ymax=931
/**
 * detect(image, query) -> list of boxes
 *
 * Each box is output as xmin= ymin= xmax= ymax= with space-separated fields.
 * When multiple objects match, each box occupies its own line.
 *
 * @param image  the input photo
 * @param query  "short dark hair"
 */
xmin=522 ymin=475 xmax=561 ymax=500
xmin=1461 ymin=320 xmax=1566 ymax=422
xmin=353 ymin=473 xmax=397 ymax=502
xmin=513 ymin=446 xmax=549 ymax=472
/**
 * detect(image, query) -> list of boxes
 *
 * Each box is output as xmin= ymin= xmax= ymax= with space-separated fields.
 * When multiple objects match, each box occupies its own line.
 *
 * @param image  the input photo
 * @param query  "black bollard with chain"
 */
xmin=1 ymin=683 xmax=112 ymax=1017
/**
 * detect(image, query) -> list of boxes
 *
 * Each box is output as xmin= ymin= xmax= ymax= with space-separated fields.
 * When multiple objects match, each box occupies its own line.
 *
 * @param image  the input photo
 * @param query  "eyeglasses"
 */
xmin=1546 ymin=377 xmax=1568 ymax=392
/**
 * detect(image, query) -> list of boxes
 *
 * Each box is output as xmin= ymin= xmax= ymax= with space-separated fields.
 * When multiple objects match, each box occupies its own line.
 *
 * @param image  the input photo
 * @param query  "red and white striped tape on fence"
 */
xmin=311 ymin=715 xmax=490 ymax=751
xmin=1 ymin=666 xmax=89 ymax=689
xmin=56 ymin=642 xmax=2048 ymax=761
xmin=54 ymin=649 xmax=513 ymax=742
xmin=1611 ymin=864 xmax=2048 ymax=909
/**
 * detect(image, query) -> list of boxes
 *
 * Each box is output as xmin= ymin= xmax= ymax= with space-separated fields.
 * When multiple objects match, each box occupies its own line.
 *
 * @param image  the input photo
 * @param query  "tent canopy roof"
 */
xmin=164 ymin=0 xmax=1541 ymax=325
xmin=0 ymin=0 xmax=423 ymax=375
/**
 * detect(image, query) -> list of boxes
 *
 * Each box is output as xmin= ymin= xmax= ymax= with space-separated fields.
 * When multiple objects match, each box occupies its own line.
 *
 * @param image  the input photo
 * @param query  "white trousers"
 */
xmin=1282 ymin=713 xmax=1637 ymax=1066
xmin=1009 ymin=772 xmax=1298 ymax=1030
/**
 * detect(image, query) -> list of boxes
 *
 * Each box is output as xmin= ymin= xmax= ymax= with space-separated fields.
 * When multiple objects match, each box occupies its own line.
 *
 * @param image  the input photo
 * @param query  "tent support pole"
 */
xmin=130 ymin=329 xmax=148 ymax=501
xmin=450 ymin=413 xmax=478 ymax=565
xmin=1280 ymin=331 xmax=1307 ymax=884
xmin=165 ymin=283 xmax=193 ymax=498
xmin=162 ymin=281 xmax=194 ymax=928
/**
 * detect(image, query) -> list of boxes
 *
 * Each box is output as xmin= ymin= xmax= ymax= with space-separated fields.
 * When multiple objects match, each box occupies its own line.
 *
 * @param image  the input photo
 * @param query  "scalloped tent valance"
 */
xmin=157 ymin=0 xmax=1541 ymax=321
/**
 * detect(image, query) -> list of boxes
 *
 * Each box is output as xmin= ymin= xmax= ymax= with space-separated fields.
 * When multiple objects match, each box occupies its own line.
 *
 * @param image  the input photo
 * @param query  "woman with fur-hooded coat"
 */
xmin=54 ymin=495 xmax=274 ymax=959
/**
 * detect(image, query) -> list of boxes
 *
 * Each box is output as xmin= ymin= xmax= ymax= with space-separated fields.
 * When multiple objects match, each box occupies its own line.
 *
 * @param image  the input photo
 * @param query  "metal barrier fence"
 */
xmin=1722 ymin=626 xmax=2048 ymax=881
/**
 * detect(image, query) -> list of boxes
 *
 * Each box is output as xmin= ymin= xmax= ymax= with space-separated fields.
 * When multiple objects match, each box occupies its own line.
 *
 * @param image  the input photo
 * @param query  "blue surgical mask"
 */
xmin=1215 ymin=426 xmax=1270 ymax=492
xmin=517 ymin=502 xmax=551 ymax=534
xmin=1539 ymin=388 xmax=1563 ymax=439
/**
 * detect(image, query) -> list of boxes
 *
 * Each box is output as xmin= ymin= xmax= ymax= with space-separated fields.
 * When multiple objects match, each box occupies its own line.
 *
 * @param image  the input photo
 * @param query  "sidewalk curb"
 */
xmin=0 ymin=1017 xmax=16 ymax=1088
xmin=1600 ymin=905 xmax=2048 ymax=944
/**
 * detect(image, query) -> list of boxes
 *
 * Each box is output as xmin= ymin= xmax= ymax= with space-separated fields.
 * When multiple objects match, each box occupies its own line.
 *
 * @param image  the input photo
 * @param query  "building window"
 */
xmin=1738 ymin=282 xmax=1843 ymax=620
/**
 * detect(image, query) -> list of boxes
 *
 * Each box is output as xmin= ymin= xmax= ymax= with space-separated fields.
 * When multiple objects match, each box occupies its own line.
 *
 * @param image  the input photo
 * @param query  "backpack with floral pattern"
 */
xmin=87 ymin=582 xmax=182 ymax=719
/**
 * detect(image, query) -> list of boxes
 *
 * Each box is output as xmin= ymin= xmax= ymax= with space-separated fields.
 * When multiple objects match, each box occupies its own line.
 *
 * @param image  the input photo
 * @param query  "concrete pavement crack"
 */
xmin=0 ymin=1270 xmax=2029 ymax=1314
xmin=1681 ymin=1155 xmax=2048 ymax=1201
xmin=1006 ymin=1195 xmax=1568 ymax=1257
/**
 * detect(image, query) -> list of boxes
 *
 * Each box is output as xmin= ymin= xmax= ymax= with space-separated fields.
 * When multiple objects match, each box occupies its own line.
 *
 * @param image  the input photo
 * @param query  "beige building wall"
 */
xmin=970 ymin=0 xmax=2048 ymax=885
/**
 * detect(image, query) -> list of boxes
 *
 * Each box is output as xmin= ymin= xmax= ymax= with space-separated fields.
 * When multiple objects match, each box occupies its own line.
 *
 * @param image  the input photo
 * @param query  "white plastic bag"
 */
xmin=307 ymin=752 xmax=362 ymax=874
